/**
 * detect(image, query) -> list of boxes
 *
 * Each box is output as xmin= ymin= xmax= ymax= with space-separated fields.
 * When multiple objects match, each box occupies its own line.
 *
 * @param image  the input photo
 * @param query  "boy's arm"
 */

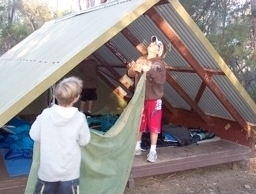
xmin=29 ymin=115 xmax=42 ymax=142
xmin=127 ymin=56 xmax=147 ymax=77
xmin=127 ymin=61 xmax=140 ymax=78
xmin=78 ymin=119 xmax=91 ymax=146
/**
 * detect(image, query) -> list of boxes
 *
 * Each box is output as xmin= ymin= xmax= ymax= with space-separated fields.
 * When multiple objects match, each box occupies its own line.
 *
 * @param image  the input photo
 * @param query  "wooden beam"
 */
xmin=122 ymin=28 xmax=141 ymax=45
xmin=155 ymin=0 xmax=170 ymax=6
xmin=163 ymin=107 xmax=252 ymax=147
xmin=93 ymin=53 xmax=133 ymax=94
xmin=166 ymin=73 xmax=208 ymax=122
xmin=166 ymin=66 xmax=225 ymax=75
xmin=194 ymin=82 xmax=207 ymax=104
xmin=147 ymin=7 xmax=249 ymax=133
xmin=97 ymin=71 xmax=116 ymax=91
xmin=104 ymin=41 xmax=129 ymax=65
xmin=93 ymin=53 xmax=122 ymax=80
xmin=98 ymin=64 xmax=226 ymax=76
xmin=98 ymin=69 xmax=118 ymax=82
xmin=97 ymin=64 xmax=126 ymax=68
xmin=121 ymin=28 xmax=147 ymax=55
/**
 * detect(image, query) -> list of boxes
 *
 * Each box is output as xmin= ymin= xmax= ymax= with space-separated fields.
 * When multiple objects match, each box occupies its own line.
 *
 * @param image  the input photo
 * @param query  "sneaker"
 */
xmin=135 ymin=149 xmax=141 ymax=156
xmin=135 ymin=148 xmax=145 ymax=156
xmin=147 ymin=151 xmax=157 ymax=163
xmin=84 ymin=111 xmax=92 ymax=118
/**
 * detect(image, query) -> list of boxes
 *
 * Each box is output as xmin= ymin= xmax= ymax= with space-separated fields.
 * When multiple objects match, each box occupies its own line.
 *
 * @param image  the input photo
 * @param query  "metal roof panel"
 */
xmin=0 ymin=0 xmax=160 ymax=127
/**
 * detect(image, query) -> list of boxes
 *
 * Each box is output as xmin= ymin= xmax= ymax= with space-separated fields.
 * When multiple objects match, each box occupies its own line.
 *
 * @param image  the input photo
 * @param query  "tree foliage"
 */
xmin=180 ymin=0 xmax=256 ymax=101
xmin=0 ymin=0 xmax=66 ymax=55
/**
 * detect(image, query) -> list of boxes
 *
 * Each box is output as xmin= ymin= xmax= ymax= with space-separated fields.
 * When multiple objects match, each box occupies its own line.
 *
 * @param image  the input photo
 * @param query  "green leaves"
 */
xmin=180 ymin=0 xmax=256 ymax=101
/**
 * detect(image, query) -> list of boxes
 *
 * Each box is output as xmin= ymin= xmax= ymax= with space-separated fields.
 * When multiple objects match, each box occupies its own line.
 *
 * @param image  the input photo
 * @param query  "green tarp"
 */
xmin=25 ymin=74 xmax=146 ymax=194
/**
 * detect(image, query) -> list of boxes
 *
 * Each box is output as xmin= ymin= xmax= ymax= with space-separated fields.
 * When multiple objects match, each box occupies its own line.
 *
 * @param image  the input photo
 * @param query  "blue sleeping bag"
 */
xmin=0 ymin=117 xmax=33 ymax=160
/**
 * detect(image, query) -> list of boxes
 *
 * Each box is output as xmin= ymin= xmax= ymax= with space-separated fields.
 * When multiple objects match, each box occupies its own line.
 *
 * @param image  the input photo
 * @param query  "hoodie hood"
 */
xmin=49 ymin=104 xmax=79 ymax=126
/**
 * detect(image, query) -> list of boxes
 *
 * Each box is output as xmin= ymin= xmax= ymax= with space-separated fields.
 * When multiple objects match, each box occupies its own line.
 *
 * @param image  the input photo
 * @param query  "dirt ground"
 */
xmin=124 ymin=154 xmax=256 ymax=194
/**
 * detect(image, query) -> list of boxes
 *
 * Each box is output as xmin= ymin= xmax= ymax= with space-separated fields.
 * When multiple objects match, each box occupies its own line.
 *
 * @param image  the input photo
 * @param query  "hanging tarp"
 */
xmin=25 ymin=74 xmax=145 ymax=194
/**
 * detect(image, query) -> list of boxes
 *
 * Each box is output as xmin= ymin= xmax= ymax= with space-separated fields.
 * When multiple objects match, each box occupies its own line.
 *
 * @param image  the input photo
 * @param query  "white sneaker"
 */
xmin=135 ymin=148 xmax=145 ymax=156
xmin=147 ymin=151 xmax=157 ymax=163
xmin=135 ymin=149 xmax=142 ymax=156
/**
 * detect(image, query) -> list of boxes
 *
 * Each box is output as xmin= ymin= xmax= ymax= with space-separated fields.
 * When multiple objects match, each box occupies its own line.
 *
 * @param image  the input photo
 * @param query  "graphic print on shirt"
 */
xmin=155 ymin=99 xmax=162 ymax=110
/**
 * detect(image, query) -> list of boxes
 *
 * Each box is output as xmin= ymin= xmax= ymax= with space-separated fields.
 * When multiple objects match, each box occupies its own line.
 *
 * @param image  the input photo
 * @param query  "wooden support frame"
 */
xmin=146 ymin=7 xmax=249 ymax=134
xmin=128 ymin=139 xmax=252 ymax=188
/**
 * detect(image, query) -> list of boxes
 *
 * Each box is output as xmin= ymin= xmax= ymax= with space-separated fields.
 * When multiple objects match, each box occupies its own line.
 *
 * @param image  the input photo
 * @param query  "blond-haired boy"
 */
xmin=30 ymin=76 xmax=91 ymax=194
xmin=128 ymin=36 xmax=166 ymax=163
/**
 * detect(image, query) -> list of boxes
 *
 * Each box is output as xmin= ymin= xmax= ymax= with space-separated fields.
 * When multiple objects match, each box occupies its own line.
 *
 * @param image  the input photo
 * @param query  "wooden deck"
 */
xmin=0 ymin=152 xmax=27 ymax=194
xmin=128 ymin=138 xmax=252 ymax=188
xmin=0 ymin=138 xmax=252 ymax=193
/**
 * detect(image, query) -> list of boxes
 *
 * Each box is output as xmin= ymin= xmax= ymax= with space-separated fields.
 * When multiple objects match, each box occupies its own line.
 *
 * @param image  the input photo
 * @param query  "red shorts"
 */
xmin=139 ymin=99 xmax=162 ymax=133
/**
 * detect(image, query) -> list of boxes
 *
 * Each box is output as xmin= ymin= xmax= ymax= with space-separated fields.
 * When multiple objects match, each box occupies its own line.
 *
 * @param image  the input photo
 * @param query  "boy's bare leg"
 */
xmin=80 ymin=101 xmax=85 ymax=112
xmin=88 ymin=100 xmax=93 ymax=113
xmin=150 ymin=133 xmax=158 ymax=146
xmin=147 ymin=132 xmax=158 ymax=162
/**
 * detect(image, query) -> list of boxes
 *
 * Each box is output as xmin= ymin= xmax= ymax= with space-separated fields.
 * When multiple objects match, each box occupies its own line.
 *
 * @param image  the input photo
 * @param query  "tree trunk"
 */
xmin=77 ymin=0 xmax=82 ymax=11
xmin=251 ymin=0 xmax=256 ymax=59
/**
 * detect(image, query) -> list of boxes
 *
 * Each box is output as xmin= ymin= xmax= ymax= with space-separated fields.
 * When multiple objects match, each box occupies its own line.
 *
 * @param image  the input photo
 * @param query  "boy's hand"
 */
xmin=141 ymin=64 xmax=151 ymax=72
xmin=133 ymin=64 xmax=143 ymax=73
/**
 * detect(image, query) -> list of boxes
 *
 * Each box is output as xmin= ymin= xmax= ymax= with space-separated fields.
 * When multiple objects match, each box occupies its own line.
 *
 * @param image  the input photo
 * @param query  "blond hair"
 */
xmin=54 ymin=76 xmax=83 ymax=106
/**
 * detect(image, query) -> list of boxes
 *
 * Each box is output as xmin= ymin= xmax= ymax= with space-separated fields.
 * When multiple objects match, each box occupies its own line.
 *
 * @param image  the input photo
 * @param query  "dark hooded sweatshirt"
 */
xmin=128 ymin=56 xmax=166 ymax=100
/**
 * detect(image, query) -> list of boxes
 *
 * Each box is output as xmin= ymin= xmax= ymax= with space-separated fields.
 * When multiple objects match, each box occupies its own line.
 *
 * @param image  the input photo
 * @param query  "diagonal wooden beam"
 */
xmin=93 ymin=53 xmax=133 ymax=94
xmin=98 ymin=68 xmax=118 ymax=82
xmin=204 ymin=68 xmax=225 ymax=76
xmin=155 ymin=0 xmax=170 ymax=6
xmin=97 ymin=71 xmax=116 ymax=91
xmin=121 ymin=28 xmax=148 ymax=55
xmin=105 ymin=41 xmax=129 ymax=65
xmin=147 ymin=7 xmax=248 ymax=131
xmin=166 ymin=66 xmax=225 ymax=75
xmin=97 ymin=64 xmax=125 ymax=68
xmin=93 ymin=53 xmax=122 ymax=80
xmin=104 ymin=40 xmax=141 ymax=91
xmin=162 ymin=98 xmax=175 ymax=113
xmin=166 ymin=73 xmax=208 ymax=121
xmin=194 ymin=82 xmax=207 ymax=104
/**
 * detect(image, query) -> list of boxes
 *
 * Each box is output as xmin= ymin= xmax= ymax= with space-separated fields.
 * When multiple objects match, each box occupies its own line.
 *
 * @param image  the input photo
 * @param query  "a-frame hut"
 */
xmin=0 ymin=0 xmax=255 ymax=193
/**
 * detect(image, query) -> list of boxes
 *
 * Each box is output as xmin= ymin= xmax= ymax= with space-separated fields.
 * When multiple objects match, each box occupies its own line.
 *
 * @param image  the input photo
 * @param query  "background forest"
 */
xmin=1 ymin=0 xmax=256 ymax=101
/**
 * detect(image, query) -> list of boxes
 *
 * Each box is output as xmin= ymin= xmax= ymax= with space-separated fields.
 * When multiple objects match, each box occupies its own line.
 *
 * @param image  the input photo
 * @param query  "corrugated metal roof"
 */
xmin=1 ymin=0 xmax=256 ymax=132
xmin=0 ymin=0 xmax=157 ymax=127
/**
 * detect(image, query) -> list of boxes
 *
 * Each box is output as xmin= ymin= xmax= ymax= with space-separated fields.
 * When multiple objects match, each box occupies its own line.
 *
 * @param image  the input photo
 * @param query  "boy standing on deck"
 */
xmin=79 ymin=58 xmax=98 ymax=116
xmin=128 ymin=36 xmax=166 ymax=163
